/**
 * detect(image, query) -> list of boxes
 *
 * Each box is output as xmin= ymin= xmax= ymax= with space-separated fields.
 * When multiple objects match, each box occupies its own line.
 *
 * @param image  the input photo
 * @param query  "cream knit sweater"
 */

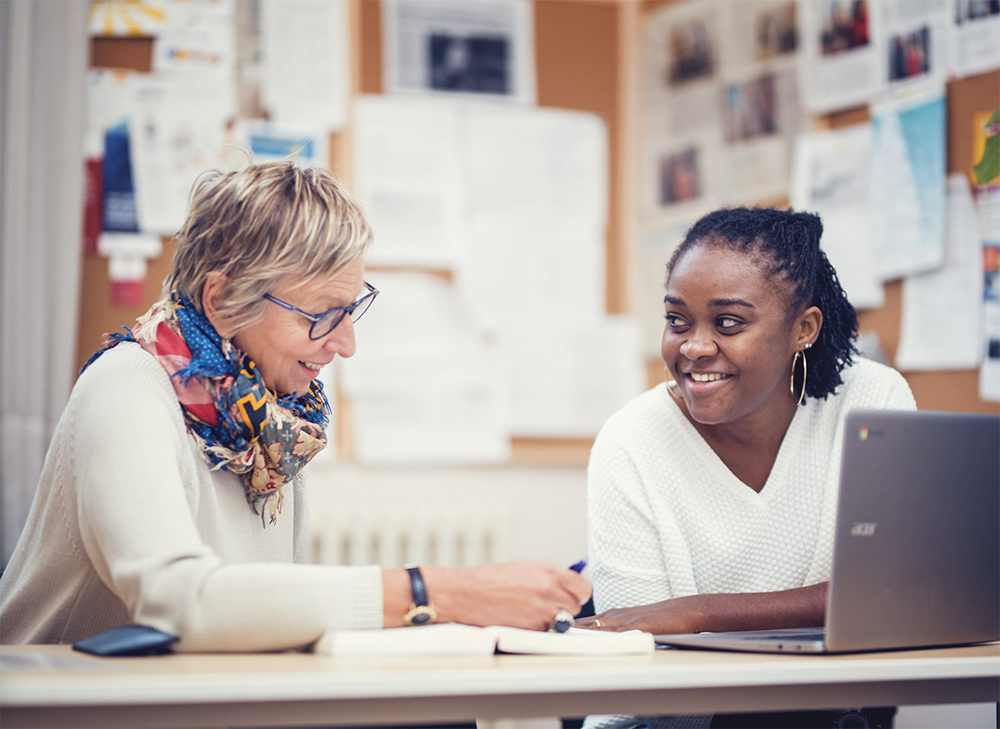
xmin=0 ymin=343 xmax=383 ymax=651
xmin=585 ymin=358 xmax=916 ymax=729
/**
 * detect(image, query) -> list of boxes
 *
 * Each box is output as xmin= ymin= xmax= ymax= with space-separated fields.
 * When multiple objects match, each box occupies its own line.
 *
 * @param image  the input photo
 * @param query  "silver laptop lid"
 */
xmin=826 ymin=409 xmax=1000 ymax=653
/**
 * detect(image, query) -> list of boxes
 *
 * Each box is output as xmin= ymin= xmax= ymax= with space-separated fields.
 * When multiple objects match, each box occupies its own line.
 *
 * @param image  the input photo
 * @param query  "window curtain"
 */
xmin=1 ymin=1 xmax=87 ymax=565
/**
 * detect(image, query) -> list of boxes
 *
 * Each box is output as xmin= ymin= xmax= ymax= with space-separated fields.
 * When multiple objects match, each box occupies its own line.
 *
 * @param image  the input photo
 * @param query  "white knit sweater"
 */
xmin=584 ymin=358 xmax=916 ymax=729
xmin=0 ymin=343 xmax=383 ymax=651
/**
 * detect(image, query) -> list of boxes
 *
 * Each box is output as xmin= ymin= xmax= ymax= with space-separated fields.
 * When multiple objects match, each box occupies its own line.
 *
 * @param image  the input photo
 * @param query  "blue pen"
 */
xmin=553 ymin=560 xmax=588 ymax=632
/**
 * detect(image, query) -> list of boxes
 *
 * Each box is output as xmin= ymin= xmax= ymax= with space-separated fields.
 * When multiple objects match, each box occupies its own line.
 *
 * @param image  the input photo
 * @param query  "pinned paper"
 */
xmin=99 ymin=233 xmax=163 ymax=306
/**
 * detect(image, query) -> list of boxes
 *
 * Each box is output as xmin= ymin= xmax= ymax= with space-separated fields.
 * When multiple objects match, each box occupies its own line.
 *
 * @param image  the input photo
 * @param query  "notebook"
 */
xmin=656 ymin=409 xmax=1000 ymax=654
xmin=314 ymin=623 xmax=654 ymax=657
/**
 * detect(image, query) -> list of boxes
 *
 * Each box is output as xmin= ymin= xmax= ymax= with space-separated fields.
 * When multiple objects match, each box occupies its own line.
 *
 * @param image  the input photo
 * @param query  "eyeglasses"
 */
xmin=263 ymin=281 xmax=379 ymax=340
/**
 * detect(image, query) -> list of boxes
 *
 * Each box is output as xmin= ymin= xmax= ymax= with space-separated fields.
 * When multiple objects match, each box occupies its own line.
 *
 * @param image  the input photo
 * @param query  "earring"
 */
xmin=790 ymin=343 xmax=811 ymax=407
xmin=664 ymin=367 xmax=683 ymax=403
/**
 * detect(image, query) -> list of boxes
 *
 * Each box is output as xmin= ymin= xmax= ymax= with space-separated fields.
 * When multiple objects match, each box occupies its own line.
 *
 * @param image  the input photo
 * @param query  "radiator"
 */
xmin=310 ymin=504 xmax=511 ymax=568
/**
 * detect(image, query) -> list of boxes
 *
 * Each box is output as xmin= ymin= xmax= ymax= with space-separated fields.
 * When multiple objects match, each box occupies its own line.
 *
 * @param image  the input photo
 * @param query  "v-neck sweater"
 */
xmin=587 ymin=357 xmax=917 ymax=613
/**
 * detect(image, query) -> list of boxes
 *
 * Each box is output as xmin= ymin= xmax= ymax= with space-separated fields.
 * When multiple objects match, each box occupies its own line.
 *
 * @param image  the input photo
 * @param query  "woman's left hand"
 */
xmin=575 ymin=596 xmax=700 ymax=634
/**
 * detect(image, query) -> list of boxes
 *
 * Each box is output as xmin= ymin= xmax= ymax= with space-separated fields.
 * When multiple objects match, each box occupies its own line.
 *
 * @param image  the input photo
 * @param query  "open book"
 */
xmin=314 ymin=623 xmax=654 ymax=657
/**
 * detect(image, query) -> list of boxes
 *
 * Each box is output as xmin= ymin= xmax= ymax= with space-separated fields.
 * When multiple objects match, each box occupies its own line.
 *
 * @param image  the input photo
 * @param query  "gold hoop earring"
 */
xmin=664 ymin=367 xmax=683 ymax=403
xmin=790 ymin=344 xmax=810 ymax=407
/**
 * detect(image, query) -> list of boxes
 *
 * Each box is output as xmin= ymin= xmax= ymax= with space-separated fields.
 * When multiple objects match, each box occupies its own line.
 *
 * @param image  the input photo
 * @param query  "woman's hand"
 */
xmin=385 ymin=562 xmax=591 ymax=631
xmin=575 ymin=597 xmax=701 ymax=634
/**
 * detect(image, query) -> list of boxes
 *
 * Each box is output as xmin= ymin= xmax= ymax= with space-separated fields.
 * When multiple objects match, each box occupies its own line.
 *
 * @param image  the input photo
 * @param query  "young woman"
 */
xmin=0 ymin=161 xmax=589 ymax=651
xmin=578 ymin=208 xmax=914 ymax=729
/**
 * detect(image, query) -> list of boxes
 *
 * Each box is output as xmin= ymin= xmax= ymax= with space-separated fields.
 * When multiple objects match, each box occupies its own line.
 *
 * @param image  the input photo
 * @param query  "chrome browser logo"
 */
xmin=858 ymin=427 xmax=869 ymax=441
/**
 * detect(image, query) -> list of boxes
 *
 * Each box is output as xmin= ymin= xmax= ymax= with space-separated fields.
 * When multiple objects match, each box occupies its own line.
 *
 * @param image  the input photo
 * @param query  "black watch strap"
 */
xmin=402 ymin=566 xmax=437 ymax=626
xmin=406 ymin=566 xmax=429 ymax=606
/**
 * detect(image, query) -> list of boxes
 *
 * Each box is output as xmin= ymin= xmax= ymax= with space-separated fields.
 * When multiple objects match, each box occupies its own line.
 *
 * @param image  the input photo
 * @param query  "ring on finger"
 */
xmin=595 ymin=618 xmax=602 ymax=628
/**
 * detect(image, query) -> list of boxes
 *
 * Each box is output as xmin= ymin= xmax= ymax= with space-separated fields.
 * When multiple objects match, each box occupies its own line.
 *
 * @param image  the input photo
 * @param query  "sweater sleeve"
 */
xmin=587 ymin=430 xmax=674 ymax=614
xmin=72 ymin=349 xmax=383 ymax=652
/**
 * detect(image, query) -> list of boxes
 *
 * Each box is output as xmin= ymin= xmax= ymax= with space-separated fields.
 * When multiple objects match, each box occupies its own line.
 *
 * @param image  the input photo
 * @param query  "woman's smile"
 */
xmin=662 ymin=244 xmax=798 ymax=428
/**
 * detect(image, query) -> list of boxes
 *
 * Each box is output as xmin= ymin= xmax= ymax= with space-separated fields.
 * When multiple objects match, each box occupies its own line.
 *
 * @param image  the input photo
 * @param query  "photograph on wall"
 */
xmin=642 ymin=131 xmax=720 ymax=221
xmin=659 ymin=147 xmax=702 ymax=206
xmin=717 ymin=65 xmax=799 ymax=205
xmin=666 ymin=15 xmax=716 ymax=86
xmin=877 ymin=0 xmax=949 ymax=97
xmin=645 ymin=0 xmax=722 ymax=137
xmin=755 ymin=1 xmax=798 ymax=60
xmin=722 ymin=74 xmax=778 ymax=143
xmin=819 ymin=0 xmax=870 ymax=56
xmin=888 ymin=27 xmax=929 ymax=80
xmin=950 ymin=0 xmax=1000 ymax=77
xmin=718 ymin=0 xmax=798 ymax=74
xmin=798 ymin=0 xmax=881 ymax=113
xmin=383 ymin=0 xmax=535 ymax=103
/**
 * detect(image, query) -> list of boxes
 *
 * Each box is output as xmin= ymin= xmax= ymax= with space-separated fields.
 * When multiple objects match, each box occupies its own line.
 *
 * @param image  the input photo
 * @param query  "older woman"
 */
xmin=0 ymin=161 xmax=589 ymax=651
xmin=578 ymin=208 xmax=914 ymax=729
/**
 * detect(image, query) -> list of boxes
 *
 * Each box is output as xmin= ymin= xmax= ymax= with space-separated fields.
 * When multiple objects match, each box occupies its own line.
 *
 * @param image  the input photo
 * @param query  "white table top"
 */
xmin=2 ymin=643 xmax=998 ymax=728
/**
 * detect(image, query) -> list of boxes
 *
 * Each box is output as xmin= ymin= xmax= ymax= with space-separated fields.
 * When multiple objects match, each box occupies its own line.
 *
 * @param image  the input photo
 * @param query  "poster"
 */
xmin=798 ymin=0 xmax=881 ymax=113
xmin=383 ymin=0 xmax=535 ymax=103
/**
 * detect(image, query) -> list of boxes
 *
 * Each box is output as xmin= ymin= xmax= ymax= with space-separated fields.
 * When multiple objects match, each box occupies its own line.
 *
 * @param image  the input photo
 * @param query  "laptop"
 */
xmin=656 ymin=409 xmax=1000 ymax=654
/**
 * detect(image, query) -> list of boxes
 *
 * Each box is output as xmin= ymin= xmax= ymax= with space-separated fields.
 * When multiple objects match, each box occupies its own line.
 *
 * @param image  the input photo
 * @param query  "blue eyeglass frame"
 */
xmin=263 ymin=281 xmax=379 ymax=340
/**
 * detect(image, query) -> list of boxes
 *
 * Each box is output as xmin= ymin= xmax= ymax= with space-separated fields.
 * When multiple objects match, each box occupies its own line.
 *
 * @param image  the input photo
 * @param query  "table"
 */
xmin=2 ymin=643 xmax=998 ymax=728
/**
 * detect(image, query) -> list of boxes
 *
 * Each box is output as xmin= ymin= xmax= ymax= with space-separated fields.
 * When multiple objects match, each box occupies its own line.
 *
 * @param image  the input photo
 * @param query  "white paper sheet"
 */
xmin=896 ymin=175 xmax=984 ymax=370
xmin=791 ymin=125 xmax=884 ymax=310
xmin=128 ymin=78 xmax=235 ymax=235
xmin=633 ymin=214 xmax=708 ymax=359
xmin=797 ymin=0 xmax=881 ymax=113
xmin=950 ymin=0 xmax=1000 ymax=78
xmin=876 ymin=0 xmax=950 ymax=98
xmin=870 ymin=91 xmax=947 ymax=279
xmin=383 ymin=0 xmax=535 ymax=103
xmin=260 ymin=0 xmax=349 ymax=130
xmin=497 ymin=315 xmax=646 ymax=438
xmin=352 ymin=96 xmax=463 ymax=267
xmin=719 ymin=68 xmax=800 ymax=204
xmin=153 ymin=1 xmax=235 ymax=82
xmin=456 ymin=220 xmax=605 ymax=333
xmin=644 ymin=0 xmax=722 ymax=137
xmin=456 ymin=105 xmax=607 ymax=330
xmin=463 ymin=105 xmax=607 ymax=230
xmin=338 ymin=273 xmax=510 ymax=464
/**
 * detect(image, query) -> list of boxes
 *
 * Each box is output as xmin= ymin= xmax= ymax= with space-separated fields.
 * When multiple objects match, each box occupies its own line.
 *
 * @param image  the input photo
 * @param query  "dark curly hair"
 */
xmin=666 ymin=207 xmax=859 ymax=402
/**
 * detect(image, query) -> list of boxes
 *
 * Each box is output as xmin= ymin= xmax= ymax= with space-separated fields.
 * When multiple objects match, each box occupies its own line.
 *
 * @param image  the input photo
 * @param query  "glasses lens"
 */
xmin=351 ymin=293 xmax=375 ymax=323
xmin=311 ymin=310 xmax=346 ymax=340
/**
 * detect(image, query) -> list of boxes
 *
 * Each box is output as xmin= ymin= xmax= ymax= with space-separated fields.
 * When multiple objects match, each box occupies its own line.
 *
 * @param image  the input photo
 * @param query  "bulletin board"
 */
xmin=636 ymin=0 xmax=999 ymax=417
xmin=75 ymin=1 xmax=998 ymax=473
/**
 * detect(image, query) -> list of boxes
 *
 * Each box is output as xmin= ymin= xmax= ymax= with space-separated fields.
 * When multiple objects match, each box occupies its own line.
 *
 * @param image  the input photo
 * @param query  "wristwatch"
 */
xmin=402 ymin=565 xmax=438 ymax=626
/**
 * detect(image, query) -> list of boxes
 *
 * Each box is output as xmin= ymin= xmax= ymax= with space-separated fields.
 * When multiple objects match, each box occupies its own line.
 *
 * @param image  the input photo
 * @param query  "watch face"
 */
xmin=403 ymin=604 xmax=438 ymax=627
xmin=410 ymin=611 xmax=433 ymax=625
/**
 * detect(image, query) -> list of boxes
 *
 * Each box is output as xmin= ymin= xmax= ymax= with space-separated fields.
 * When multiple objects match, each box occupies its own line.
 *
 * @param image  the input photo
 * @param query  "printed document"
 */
xmin=791 ymin=126 xmax=884 ymax=310
xmin=383 ymin=0 xmax=535 ymax=103
xmin=896 ymin=175 xmax=983 ymax=371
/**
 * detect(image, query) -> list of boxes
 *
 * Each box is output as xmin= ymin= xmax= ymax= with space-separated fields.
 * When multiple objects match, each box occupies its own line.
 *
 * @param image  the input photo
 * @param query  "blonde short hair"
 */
xmin=164 ymin=161 xmax=373 ymax=333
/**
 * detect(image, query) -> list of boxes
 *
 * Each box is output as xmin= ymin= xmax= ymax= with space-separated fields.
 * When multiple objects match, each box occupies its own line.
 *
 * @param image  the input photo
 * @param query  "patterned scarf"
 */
xmin=84 ymin=292 xmax=330 ymax=526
